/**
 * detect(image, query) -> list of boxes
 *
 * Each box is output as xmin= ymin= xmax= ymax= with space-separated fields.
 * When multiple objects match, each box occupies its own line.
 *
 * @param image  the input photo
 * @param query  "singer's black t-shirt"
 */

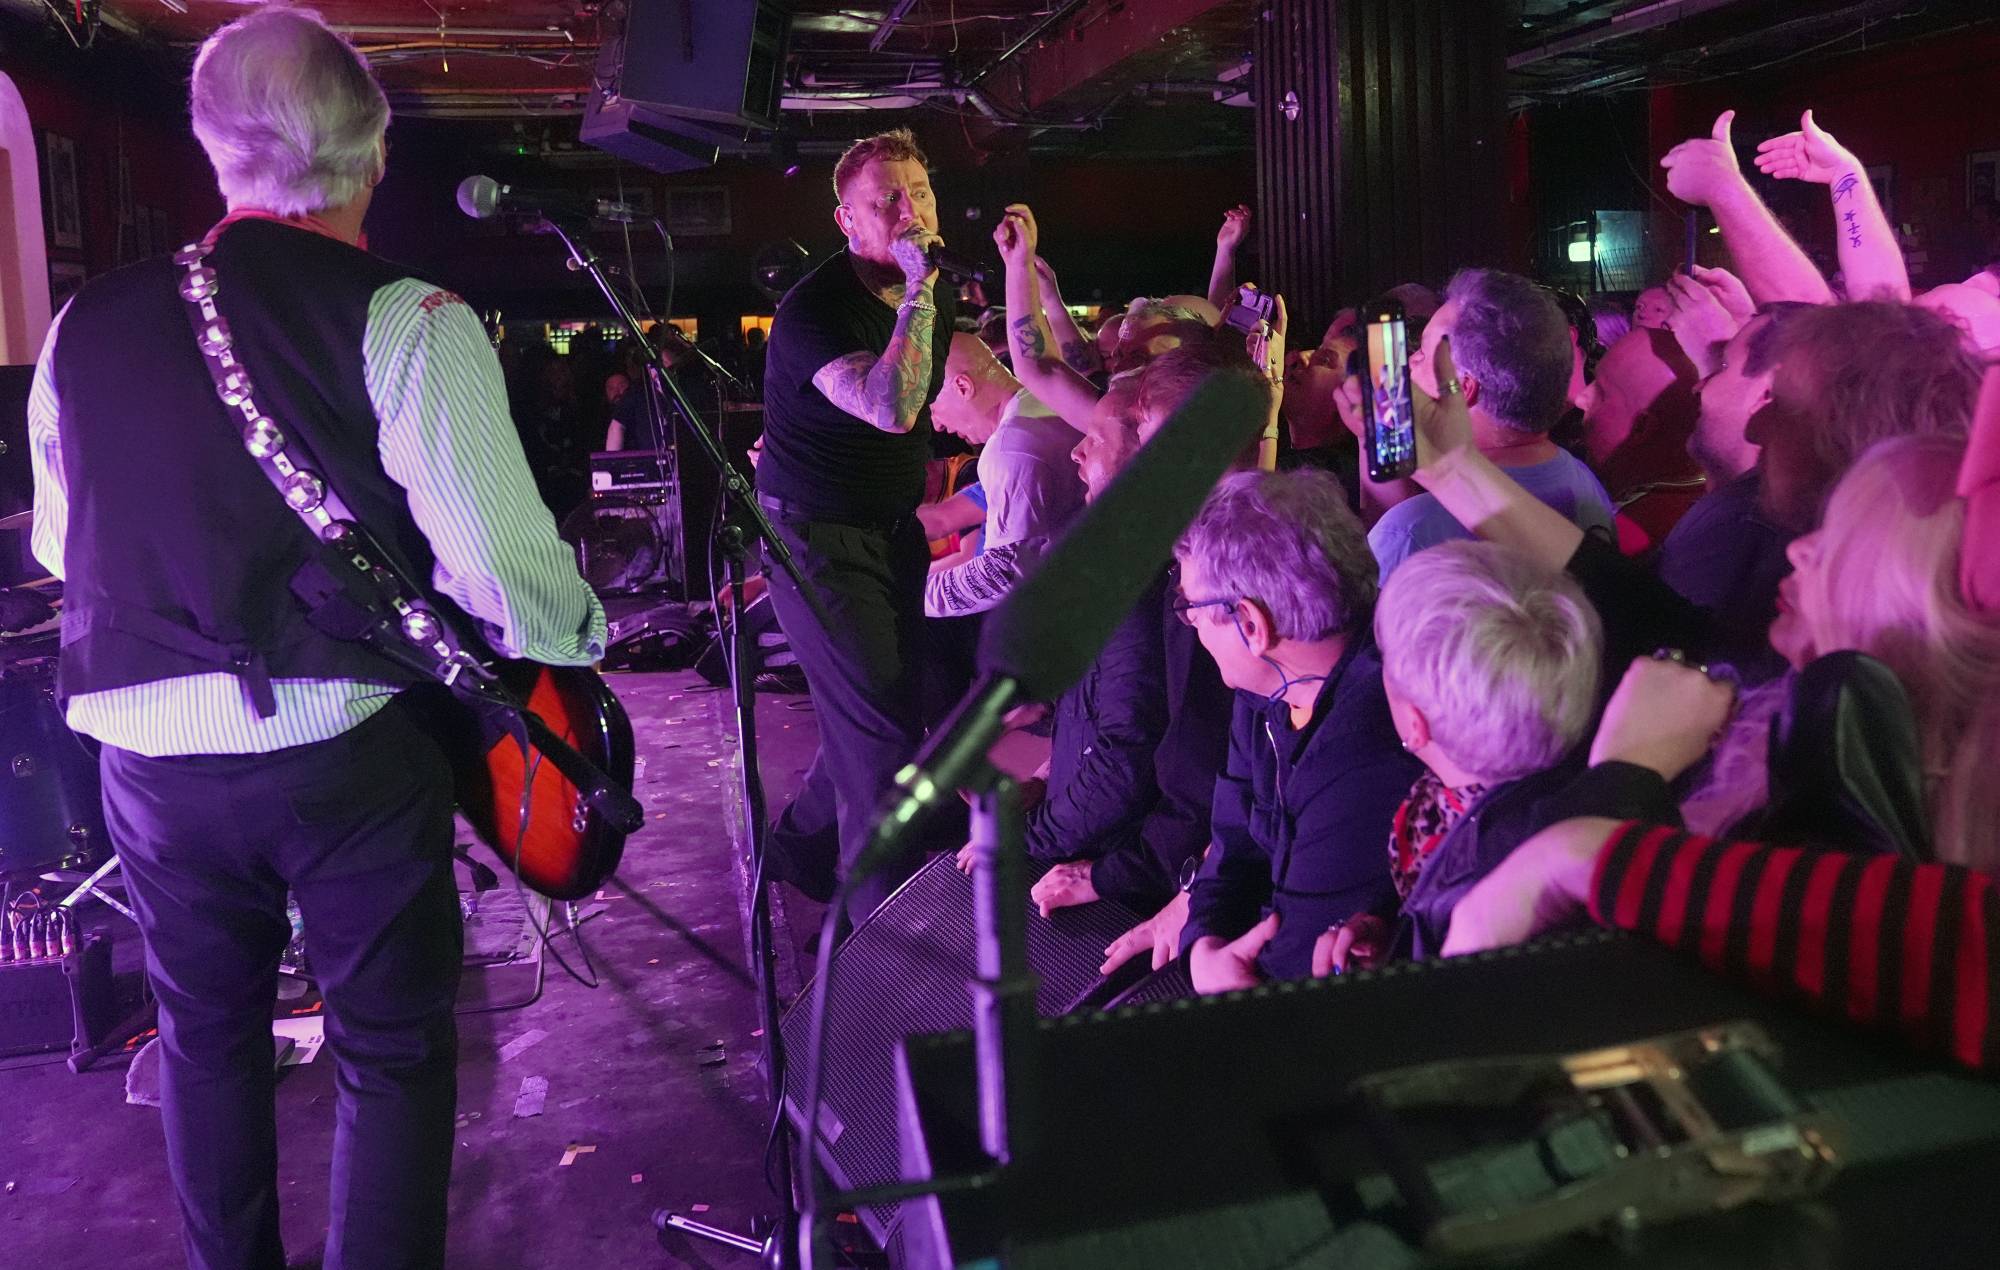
xmin=756 ymin=249 xmax=955 ymax=523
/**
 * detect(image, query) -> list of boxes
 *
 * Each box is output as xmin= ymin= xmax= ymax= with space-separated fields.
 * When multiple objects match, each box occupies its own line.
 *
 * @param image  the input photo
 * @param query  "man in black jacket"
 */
xmin=962 ymin=382 xmax=1231 ymax=916
xmin=1171 ymin=469 xmax=1422 ymax=991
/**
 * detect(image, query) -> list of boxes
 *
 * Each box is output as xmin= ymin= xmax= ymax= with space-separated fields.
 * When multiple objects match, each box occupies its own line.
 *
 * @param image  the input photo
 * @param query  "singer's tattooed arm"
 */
xmin=812 ymin=283 xmax=939 ymax=434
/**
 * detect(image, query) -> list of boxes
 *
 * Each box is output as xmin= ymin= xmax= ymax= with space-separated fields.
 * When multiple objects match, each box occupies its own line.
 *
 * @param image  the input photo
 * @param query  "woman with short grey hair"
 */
xmin=191 ymin=6 xmax=389 ymax=217
xmin=1313 ymin=540 xmax=1604 ymax=972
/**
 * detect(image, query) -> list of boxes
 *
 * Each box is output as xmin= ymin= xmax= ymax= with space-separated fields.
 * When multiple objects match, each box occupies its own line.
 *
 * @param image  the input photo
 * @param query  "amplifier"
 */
xmin=779 ymin=853 xmax=1190 ymax=1262
xmin=893 ymin=931 xmax=2000 ymax=1269
xmin=589 ymin=448 xmax=676 ymax=496
xmin=0 ymin=932 xmax=113 ymax=1059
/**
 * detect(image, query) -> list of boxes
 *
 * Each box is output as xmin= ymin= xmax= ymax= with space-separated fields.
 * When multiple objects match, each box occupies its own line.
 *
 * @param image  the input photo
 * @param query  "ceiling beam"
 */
xmin=975 ymin=0 xmax=1241 ymax=113
xmin=866 ymin=0 xmax=925 ymax=53
xmin=1508 ymin=0 xmax=1753 ymax=70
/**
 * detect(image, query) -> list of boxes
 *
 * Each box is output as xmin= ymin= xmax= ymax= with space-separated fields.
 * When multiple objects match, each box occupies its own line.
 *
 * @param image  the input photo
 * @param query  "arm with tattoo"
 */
xmin=811 ymin=283 xmax=939 ymax=434
xmin=1754 ymin=110 xmax=1909 ymax=302
xmin=1000 ymin=220 xmax=1102 ymax=431
xmin=1034 ymin=257 xmax=1102 ymax=376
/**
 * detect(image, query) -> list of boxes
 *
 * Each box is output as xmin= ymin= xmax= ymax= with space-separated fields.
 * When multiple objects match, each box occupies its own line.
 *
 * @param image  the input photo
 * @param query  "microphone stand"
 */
xmin=534 ymin=215 xmax=815 ymax=1270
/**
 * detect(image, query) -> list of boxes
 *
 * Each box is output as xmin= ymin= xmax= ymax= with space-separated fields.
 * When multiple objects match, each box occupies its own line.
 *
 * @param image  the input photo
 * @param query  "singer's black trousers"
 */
xmin=102 ymin=700 xmax=462 ymax=1270
xmin=761 ymin=502 xmax=932 ymax=923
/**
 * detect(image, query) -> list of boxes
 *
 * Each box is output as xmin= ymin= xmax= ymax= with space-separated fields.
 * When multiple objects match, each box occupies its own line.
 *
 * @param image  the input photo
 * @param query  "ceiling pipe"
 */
xmin=332 ymin=23 xmax=583 ymax=39
xmin=1507 ymin=0 xmax=1753 ymax=70
xmin=866 ymin=0 xmax=924 ymax=53
xmin=963 ymin=0 xmax=1092 ymax=89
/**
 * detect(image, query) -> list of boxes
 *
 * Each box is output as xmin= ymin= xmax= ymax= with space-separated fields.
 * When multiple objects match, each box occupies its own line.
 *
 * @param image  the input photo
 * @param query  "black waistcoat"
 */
xmin=51 ymin=220 xmax=450 ymax=709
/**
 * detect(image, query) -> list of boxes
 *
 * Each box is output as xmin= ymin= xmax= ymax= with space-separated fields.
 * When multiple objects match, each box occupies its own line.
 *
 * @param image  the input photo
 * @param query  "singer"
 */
xmin=756 ymin=128 xmax=958 ymax=923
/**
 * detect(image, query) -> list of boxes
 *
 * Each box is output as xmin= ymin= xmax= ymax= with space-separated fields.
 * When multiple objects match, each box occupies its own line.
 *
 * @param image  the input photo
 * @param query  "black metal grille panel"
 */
xmin=778 ymin=852 xmax=1184 ymax=1253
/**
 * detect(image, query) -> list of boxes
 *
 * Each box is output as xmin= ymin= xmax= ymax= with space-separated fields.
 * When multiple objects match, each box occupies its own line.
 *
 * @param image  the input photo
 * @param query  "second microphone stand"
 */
xmin=538 ymin=216 xmax=819 ymax=1270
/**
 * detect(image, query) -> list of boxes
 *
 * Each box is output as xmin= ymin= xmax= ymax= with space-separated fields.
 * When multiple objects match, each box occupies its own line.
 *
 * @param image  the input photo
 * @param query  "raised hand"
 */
xmin=1665 ymin=271 xmax=1742 ymax=377
xmin=1245 ymin=292 xmax=1289 ymax=388
xmin=1188 ymin=912 xmax=1279 ymax=995
xmin=1409 ymin=335 xmax=1476 ymax=471
xmin=1688 ymin=263 xmax=1755 ymax=324
xmin=992 ymin=203 xmax=1040 ymax=271
xmin=1589 ymin=653 xmax=1738 ymax=783
xmin=891 ymin=222 xmax=942 ymax=290
xmin=1216 ymin=203 xmax=1252 ymax=253
xmin=1754 ymin=109 xmax=1859 ymax=186
xmin=1660 ymin=111 xmax=1746 ymax=209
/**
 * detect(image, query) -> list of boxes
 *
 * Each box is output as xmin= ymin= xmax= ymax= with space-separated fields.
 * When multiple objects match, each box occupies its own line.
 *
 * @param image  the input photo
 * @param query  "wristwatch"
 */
xmin=1177 ymin=856 xmax=1201 ymax=894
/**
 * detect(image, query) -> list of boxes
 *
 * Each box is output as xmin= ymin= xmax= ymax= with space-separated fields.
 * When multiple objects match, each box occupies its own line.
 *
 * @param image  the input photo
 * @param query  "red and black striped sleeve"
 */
xmin=1587 ymin=822 xmax=2000 ymax=1073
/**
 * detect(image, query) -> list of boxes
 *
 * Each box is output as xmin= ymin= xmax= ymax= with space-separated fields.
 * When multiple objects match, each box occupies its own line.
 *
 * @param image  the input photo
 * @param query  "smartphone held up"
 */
xmin=1358 ymin=299 xmax=1416 ymax=482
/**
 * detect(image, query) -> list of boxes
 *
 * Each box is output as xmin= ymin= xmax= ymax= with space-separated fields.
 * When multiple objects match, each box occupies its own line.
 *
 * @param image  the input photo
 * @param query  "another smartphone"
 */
xmin=1358 ymin=299 xmax=1416 ymax=482
xmin=1222 ymin=283 xmax=1276 ymax=334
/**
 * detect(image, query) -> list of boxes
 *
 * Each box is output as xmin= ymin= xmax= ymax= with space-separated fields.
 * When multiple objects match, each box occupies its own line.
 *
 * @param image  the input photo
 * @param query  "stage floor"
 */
xmin=3 ymin=669 xmax=825 ymax=1269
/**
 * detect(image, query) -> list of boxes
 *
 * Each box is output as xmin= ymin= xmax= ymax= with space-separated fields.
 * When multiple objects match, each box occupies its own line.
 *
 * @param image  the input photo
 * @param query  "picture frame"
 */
xmin=49 ymin=259 xmax=87 ymax=311
xmin=664 ymin=186 xmax=731 ymax=237
xmin=43 ymin=132 xmax=82 ymax=251
xmin=1971 ymin=149 xmax=2000 ymax=208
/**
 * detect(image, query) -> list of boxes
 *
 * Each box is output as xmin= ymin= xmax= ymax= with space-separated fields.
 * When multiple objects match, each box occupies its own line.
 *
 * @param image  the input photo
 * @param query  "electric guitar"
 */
xmin=418 ymin=659 xmax=638 ymax=902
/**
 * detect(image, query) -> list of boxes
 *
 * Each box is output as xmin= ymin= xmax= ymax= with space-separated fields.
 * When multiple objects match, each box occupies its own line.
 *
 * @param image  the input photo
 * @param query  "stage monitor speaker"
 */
xmin=893 ymin=929 xmax=2000 ymax=1270
xmin=777 ymin=852 xmax=1190 ymax=1263
xmin=578 ymin=98 xmax=728 ymax=175
xmin=596 ymin=0 xmax=790 ymax=130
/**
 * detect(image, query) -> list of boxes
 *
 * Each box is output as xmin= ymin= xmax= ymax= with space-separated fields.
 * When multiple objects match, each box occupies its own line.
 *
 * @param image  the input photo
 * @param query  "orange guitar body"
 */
xmin=426 ymin=663 xmax=636 ymax=901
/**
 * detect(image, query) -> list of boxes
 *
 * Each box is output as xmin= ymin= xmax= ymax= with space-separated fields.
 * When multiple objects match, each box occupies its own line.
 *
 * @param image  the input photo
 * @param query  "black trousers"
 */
xmin=103 ymin=700 xmax=462 ymax=1270
xmin=762 ymin=505 xmax=931 ymax=923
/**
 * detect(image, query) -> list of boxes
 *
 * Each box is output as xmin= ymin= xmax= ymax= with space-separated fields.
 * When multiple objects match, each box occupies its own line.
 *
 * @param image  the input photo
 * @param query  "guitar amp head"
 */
xmin=589 ymin=449 xmax=676 ymax=496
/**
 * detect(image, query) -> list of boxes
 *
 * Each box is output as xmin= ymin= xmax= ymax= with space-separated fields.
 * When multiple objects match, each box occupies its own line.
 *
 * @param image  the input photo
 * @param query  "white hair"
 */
xmin=1374 ymin=541 xmax=1602 ymax=784
xmin=1175 ymin=469 xmax=1377 ymax=643
xmin=191 ymin=8 xmax=389 ymax=217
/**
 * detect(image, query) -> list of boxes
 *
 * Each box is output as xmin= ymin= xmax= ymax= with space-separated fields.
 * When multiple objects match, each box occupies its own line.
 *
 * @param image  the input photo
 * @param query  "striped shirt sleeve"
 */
xmin=364 ymin=278 xmax=605 ymax=665
xmin=1589 ymin=822 xmax=2000 ymax=1073
xmin=26 ymin=301 xmax=73 ymax=581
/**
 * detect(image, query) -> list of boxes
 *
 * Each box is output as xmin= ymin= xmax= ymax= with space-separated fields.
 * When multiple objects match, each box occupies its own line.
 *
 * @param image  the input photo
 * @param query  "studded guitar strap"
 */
xmin=169 ymin=234 xmax=500 ymax=698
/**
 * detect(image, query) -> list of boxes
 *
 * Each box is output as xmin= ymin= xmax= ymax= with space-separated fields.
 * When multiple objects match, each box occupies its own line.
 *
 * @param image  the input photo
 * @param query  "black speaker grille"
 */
xmin=779 ymin=853 xmax=1181 ymax=1252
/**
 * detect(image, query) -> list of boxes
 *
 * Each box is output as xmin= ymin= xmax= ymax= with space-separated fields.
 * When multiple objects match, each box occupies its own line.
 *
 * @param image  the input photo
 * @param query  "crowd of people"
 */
xmin=757 ymin=120 xmax=2000 ymax=1076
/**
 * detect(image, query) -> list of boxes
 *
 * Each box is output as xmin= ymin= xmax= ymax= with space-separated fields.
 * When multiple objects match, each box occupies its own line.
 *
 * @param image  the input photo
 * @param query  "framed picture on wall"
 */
xmin=664 ymin=187 xmax=731 ymax=237
xmin=1971 ymin=150 xmax=2000 ymax=208
xmin=49 ymin=260 xmax=87 ymax=312
xmin=43 ymin=132 xmax=82 ymax=251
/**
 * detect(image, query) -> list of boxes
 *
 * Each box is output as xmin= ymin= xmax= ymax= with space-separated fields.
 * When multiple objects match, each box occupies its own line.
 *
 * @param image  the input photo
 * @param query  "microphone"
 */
xmin=926 ymin=243 xmax=992 ymax=286
xmin=855 ymin=371 xmax=1268 ymax=875
xmin=455 ymin=174 xmax=639 ymax=225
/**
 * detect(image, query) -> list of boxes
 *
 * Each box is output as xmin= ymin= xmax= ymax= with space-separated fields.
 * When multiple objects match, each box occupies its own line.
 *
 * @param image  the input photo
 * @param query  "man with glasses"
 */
xmin=1168 ymin=469 xmax=1421 ymax=992
xmin=757 ymin=128 xmax=958 ymax=922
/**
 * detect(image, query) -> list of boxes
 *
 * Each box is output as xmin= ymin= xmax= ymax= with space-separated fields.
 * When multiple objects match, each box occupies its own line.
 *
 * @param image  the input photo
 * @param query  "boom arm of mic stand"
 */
xmin=542 ymin=220 xmax=831 ymax=632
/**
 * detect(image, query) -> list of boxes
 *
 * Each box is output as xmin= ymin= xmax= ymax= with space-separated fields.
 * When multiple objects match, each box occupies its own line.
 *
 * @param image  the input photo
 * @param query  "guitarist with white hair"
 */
xmin=26 ymin=9 xmax=602 ymax=1267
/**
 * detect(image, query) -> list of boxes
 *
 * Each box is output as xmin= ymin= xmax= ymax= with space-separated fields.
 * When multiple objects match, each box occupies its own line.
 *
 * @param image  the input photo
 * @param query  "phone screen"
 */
xmin=1362 ymin=301 xmax=1415 ymax=482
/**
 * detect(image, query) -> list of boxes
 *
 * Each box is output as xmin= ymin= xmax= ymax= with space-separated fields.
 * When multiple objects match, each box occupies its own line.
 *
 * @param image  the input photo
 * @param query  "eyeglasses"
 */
xmin=1172 ymin=595 xmax=1238 ymax=627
